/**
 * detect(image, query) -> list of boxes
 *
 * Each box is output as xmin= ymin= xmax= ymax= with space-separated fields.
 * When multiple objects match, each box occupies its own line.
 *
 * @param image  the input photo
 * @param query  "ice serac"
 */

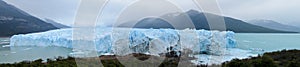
xmin=10 ymin=28 xmax=73 ymax=48
xmin=10 ymin=28 xmax=236 ymax=55
xmin=128 ymin=29 xmax=180 ymax=55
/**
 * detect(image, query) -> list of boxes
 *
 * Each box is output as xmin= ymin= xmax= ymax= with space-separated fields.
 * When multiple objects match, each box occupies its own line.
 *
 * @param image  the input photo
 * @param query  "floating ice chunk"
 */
xmin=2 ymin=45 xmax=10 ymax=47
xmin=193 ymin=48 xmax=259 ymax=65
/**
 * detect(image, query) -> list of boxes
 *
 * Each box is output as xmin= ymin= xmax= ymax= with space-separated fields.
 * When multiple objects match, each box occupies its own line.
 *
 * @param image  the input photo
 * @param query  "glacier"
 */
xmin=10 ymin=28 xmax=236 ymax=56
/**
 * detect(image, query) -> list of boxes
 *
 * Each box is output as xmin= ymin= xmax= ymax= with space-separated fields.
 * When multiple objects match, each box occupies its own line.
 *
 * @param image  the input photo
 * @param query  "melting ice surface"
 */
xmin=9 ymin=28 xmax=259 ymax=65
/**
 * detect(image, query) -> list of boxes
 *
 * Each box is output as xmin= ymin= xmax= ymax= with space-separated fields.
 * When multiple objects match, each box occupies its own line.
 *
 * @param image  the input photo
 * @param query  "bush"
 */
xmin=223 ymin=49 xmax=300 ymax=67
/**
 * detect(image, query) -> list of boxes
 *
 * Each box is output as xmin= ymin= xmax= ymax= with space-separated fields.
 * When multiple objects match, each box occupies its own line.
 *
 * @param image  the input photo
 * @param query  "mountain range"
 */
xmin=0 ymin=0 xmax=296 ymax=37
xmin=119 ymin=10 xmax=294 ymax=33
xmin=44 ymin=18 xmax=70 ymax=28
xmin=247 ymin=20 xmax=300 ymax=32
xmin=0 ymin=0 xmax=60 ymax=37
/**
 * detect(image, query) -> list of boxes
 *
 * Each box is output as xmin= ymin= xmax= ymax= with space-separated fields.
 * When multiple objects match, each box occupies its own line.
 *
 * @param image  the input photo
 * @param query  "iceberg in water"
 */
xmin=10 ymin=28 xmax=236 ymax=56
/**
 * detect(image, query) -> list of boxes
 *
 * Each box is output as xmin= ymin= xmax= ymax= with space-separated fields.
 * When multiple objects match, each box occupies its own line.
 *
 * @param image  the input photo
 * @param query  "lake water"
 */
xmin=0 ymin=38 xmax=72 ymax=63
xmin=236 ymin=33 xmax=300 ymax=52
xmin=1 ymin=33 xmax=300 ymax=63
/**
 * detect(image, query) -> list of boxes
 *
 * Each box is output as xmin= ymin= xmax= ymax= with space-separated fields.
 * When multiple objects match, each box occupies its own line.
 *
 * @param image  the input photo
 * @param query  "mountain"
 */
xmin=118 ymin=10 xmax=293 ymax=33
xmin=127 ymin=18 xmax=174 ymax=29
xmin=0 ymin=0 xmax=58 ymax=37
xmin=44 ymin=19 xmax=70 ymax=28
xmin=247 ymin=20 xmax=300 ymax=32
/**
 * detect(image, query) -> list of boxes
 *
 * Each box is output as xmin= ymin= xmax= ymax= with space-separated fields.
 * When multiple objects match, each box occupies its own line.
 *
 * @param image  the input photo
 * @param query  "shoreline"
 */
xmin=1 ymin=49 xmax=299 ymax=67
xmin=0 ymin=53 xmax=201 ymax=67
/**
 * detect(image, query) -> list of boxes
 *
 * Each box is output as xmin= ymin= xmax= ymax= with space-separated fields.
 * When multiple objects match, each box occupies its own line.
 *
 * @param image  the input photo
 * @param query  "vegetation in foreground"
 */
xmin=222 ymin=49 xmax=300 ymax=67
xmin=0 ymin=49 xmax=199 ymax=67
xmin=0 ymin=49 xmax=300 ymax=67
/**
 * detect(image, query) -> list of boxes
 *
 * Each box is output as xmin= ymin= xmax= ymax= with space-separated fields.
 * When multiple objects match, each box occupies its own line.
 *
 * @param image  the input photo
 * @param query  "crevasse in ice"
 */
xmin=127 ymin=29 xmax=181 ymax=56
xmin=10 ymin=28 xmax=236 ymax=55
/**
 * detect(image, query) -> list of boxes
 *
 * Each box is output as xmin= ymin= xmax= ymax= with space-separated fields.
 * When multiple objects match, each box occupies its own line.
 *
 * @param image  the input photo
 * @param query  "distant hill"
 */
xmin=119 ymin=10 xmax=293 ymax=33
xmin=44 ymin=19 xmax=70 ymax=28
xmin=127 ymin=18 xmax=174 ymax=29
xmin=247 ymin=20 xmax=300 ymax=32
xmin=0 ymin=0 xmax=58 ymax=37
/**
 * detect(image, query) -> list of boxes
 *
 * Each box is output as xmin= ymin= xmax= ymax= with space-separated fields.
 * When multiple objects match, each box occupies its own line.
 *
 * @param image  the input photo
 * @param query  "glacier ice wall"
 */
xmin=10 ymin=28 xmax=236 ymax=55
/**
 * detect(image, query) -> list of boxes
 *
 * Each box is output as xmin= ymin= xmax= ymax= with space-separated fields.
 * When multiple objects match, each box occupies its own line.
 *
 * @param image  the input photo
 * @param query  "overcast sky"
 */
xmin=3 ymin=0 xmax=300 ymax=27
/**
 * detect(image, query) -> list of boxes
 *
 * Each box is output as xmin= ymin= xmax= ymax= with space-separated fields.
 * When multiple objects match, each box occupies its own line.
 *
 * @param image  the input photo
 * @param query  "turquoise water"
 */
xmin=0 ymin=38 xmax=72 ymax=63
xmin=236 ymin=33 xmax=300 ymax=52
xmin=1 ymin=33 xmax=300 ymax=63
